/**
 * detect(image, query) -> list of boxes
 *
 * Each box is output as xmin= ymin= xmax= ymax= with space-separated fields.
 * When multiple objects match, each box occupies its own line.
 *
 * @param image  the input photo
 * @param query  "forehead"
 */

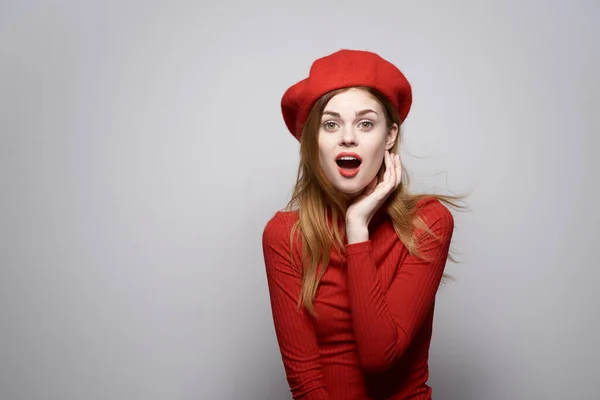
xmin=323 ymin=88 xmax=382 ymax=115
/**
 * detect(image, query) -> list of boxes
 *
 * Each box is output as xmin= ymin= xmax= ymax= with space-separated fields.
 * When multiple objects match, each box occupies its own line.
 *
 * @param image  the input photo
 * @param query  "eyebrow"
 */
xmin=322 ymin=109 xmax=378 ymax=118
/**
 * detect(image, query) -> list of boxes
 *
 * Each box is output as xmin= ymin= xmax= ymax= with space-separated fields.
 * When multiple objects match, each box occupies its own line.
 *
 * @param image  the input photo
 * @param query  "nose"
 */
xmin=339 ymin=127 xmax=357 ymax=146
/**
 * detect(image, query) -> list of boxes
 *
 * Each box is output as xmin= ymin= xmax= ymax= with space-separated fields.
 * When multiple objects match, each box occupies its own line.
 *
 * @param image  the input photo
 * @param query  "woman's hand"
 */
xmin=346 ymin=151 xmax=401 ymax=243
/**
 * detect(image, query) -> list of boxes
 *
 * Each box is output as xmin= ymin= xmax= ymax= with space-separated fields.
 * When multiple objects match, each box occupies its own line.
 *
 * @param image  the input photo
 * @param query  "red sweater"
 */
xmin=262 ymin=198 xmax=454 ymax=400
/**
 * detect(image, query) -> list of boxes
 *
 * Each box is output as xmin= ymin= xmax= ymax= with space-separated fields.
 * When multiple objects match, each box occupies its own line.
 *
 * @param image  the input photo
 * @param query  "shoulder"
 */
xmin=262 ymin=210 xmax=299 ymax=249
xmin=414 ymin=197 xmax=455 ymax=237
xmin=262 ymin=211 xmax=301 ymax=274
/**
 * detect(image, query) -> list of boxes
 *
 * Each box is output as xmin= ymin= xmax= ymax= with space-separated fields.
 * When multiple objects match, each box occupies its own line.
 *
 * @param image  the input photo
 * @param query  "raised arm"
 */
xmin=345 ymin=200 xmax=454 ymax=372
xmin=262 ymin=213 xmax=330 ymax=400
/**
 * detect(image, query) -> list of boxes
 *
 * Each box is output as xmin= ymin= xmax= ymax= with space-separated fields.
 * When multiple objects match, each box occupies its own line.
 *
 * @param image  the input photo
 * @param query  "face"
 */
xmin=317 ymin=88 xmax=398 ymax=198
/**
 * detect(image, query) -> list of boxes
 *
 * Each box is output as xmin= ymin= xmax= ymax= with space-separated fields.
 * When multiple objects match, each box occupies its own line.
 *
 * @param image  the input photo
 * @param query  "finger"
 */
xmin=387 ymin=151 xmax=395 ymax=190
xmin=390 ymin=153 xmax=396 ymax=191
xmin=378 ymin=151 xmax=394 ymax=199
xmin=386 ymin=152 xmax=395 ymax=190
xmin=393 ymin=154 xmax=400 ymax=188
xmin=381 ymin=151 xmax=391 ymax=185
xmin=395 ymin=154 xmax=402 ymax=187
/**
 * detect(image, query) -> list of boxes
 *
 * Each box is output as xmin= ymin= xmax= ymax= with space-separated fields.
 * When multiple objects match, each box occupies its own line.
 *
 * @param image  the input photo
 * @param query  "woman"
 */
xmin=262 ymin=49 xmax=462 ymax=400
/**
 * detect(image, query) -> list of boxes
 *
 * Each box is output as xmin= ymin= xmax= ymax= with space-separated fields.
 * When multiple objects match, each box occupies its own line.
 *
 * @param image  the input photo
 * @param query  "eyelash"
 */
xmin=322 ymin=120 xmax=374 ymax=131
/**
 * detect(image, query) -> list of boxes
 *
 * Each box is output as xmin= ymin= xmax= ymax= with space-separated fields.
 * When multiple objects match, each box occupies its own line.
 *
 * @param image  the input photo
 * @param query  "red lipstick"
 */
xmin=338 ymin=166 xmax=360 ymax=177
xmin=335 ymin=152 xmax=362 ymax=162
xmin=335 ymin=152 xmax=362 ymax=178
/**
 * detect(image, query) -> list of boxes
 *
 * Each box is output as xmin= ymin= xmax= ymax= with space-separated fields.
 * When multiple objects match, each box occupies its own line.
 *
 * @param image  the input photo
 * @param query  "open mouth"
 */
xmin=335 ymin=153 xmax=362 ymax=177
xmin=335 ymin=153 xmax=362 ymax=169
xmin=336 ymin=157 xmax=362 ymax=169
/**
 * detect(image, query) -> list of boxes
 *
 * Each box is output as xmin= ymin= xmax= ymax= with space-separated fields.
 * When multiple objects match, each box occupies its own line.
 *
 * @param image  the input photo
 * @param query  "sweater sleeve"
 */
xmin=262 ymin=213 xmax=330 ymax=400
xmin=344 ymin=201 xmax=454 ymax=372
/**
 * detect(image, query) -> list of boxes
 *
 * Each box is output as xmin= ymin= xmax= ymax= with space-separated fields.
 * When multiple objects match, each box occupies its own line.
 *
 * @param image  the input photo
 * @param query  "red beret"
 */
xmin=281 ymin=49 xmax=412 ymax=140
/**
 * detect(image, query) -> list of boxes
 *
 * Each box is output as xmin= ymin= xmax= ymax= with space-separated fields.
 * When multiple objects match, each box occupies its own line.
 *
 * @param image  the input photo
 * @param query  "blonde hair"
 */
xmin=283 ymin=86 xmax=466 ymax=315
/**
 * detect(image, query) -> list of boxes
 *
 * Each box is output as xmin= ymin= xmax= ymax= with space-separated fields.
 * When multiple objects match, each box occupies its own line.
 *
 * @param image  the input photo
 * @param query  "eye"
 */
xmin=358 ymin=120 xmax=373 ymax=130
xmin=322 ymin=121 xmax=339 ymax=131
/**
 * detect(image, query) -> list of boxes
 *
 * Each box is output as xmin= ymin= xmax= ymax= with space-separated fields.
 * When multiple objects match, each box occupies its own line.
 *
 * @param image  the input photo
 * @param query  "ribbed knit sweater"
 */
xmin=262 ymin=198 xmax=454 ymax=400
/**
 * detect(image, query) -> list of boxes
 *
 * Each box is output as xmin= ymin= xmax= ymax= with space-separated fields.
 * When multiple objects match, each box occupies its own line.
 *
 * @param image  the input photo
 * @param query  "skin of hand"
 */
xmin=345 ymin=150 xmax=401 ymax=244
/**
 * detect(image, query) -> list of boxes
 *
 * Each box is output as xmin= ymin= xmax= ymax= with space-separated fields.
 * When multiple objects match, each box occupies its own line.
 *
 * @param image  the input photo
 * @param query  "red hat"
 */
xmin=281 ymin=49 xmax=412 ymax=140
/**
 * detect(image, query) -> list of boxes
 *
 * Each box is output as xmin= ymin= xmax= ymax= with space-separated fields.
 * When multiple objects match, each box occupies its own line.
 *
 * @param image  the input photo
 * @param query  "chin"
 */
xmin=322 ymin=166 xmax=373 ymax=197
xmin=331 ymin=179 xmax=368 ymax=197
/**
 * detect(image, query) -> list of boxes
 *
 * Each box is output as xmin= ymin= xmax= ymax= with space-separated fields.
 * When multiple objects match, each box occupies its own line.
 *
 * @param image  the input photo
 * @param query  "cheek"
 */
xmin=317 ymin=137 xmax=333 ymax=166
xmin=365 ymin=146 xmax=384 ymax=167
xmin=317 ymin=146 xmax=327 ymax=166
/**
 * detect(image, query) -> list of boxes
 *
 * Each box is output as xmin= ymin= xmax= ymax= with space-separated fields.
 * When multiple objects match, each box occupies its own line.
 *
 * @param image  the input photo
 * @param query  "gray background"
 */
xmin=1 ymin=1 xmax=598 ymax=399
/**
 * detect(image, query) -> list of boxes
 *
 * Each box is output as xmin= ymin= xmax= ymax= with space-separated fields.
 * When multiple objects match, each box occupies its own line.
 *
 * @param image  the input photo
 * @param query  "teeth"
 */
xmin=338 ymin=156 xmax=359 ymax=161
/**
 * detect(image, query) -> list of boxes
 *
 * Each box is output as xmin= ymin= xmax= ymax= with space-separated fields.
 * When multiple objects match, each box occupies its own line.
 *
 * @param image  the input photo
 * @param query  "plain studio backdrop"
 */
xmin=1 ymin=1 xmax=598 ymax=399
